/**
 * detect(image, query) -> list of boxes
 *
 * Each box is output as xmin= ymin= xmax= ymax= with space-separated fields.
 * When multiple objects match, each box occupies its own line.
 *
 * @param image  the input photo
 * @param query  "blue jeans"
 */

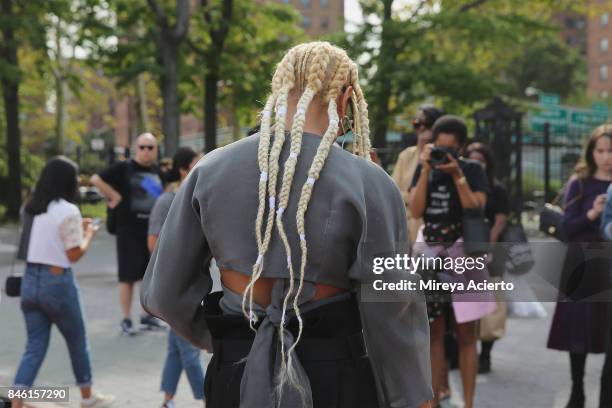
xmin=161 ymin=330 xmax=205 ymax=399
xmin=14 ymin=263 xmax=92 ymax=388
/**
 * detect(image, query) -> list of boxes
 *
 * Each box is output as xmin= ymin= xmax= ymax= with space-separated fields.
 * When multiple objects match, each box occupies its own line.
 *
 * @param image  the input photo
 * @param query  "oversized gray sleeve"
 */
xmin=349 ymin=174 xmax=433 ymax=408
xmin=140 ymin=169 xmax=213 ymax=349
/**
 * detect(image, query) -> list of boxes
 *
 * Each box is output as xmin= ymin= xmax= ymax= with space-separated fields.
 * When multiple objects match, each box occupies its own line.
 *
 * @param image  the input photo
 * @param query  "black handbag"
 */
xmin=539 ymin=180 xmax=583 ymax=242
xmin=5 ymin=276 xmax=21 ymax=297
xmin=4 ymin=210 xmax=33 ymax=298
xmin=499 ymin=223 xmax=535 ymax=276
xmin=462 ymin=208 xmax=491 ymax=255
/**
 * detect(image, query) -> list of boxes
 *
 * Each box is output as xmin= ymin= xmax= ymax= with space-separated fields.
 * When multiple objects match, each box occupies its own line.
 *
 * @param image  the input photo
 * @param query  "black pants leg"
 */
xmin=600 ymin=304 xmax=612 ymax=408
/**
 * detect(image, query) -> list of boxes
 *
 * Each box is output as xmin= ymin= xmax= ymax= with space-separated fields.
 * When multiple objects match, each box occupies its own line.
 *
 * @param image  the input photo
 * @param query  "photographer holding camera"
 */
xmin=409 ymin=115 xmax=495 ymax=408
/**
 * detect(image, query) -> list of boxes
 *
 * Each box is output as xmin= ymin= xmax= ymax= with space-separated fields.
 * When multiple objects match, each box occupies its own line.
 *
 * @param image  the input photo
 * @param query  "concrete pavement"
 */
xmin=0 ymin=225 xmax=607 ymax=407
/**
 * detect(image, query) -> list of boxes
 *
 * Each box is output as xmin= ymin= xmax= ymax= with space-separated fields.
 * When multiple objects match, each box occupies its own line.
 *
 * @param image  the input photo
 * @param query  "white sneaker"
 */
xmin=81 ymin=393 xmax=116 ymax=407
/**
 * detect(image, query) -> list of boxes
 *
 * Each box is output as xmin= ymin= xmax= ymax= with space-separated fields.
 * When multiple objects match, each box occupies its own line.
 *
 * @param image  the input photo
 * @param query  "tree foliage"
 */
xmin=346 ymin=0 xmax=591 ymax=147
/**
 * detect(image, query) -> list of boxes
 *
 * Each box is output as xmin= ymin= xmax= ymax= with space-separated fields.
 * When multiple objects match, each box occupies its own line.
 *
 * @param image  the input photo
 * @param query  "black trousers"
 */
xmin=601 ymin=303 xmax=612 ymax=408
xmin=202 ymin=292 xmax=379 ymax=408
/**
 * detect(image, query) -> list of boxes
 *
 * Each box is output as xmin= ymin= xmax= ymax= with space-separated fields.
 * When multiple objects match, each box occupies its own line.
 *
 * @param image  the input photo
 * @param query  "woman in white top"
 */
xmin=12 ymin=157 xmax=115 ymax=408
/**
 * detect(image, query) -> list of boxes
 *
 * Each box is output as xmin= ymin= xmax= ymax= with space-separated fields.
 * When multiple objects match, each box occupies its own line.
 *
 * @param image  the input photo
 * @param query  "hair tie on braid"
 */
xmin=277 ymin=106 xmax=287 ymax=116
xmin=287 ymin=255 xmax=292 ymax=267
xmin=260 ymin=171 xmax=268 ymax=182
xmin=306 ymin=177 xmax=316 ymax=185
xmin=289 ymin=152 xmax=298 ymax=159
xmin=276 ymin=207 xmax=285 ymax=216
xmin=255 ymin=253 xmax=263 ymax=265
xmin=262 ymin=110 xmax=272 ymax=119
xmin=248 ymin=311 xmax=258 ymax=324
xmin=330 ymin=118 xmax=339 ymax=126
xmin=299 ymin=234 xmax=306 ymax=241
xmin=269 ymin=196 xmax=276 ymax=209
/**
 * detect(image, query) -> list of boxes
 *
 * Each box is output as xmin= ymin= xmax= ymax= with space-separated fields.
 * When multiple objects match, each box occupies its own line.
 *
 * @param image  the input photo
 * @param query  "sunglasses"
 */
xmin=138 ymin=145 xmax=156 ymax=151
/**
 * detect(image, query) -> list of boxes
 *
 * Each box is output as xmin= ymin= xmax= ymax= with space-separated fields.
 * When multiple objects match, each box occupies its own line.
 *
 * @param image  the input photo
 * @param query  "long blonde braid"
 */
xmin=287 ymin=56 xmax=350 ymax=365
xmin=242 ymin=48 xmax=298 ymax=326
xmin=242 ymin=42 xmax=371 ymax=401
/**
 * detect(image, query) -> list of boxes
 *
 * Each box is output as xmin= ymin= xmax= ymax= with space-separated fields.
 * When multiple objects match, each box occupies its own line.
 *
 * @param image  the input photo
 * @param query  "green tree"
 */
xmin=188 ymin=0 xmax=303 ymax=151
xmin=147 ymin=0 xmax=190 ymax=155
xmin=505 ymin=35 xmax=586 ymax=99
xmin=0 ymin=0 xmax=47 ymax=220
xmin=347 ymin=0 xmax=589 ymax=148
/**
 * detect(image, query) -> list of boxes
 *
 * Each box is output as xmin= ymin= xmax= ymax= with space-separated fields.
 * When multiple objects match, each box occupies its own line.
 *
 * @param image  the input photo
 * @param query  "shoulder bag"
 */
xmin=539 ymin=179 xmax=583 ymax=242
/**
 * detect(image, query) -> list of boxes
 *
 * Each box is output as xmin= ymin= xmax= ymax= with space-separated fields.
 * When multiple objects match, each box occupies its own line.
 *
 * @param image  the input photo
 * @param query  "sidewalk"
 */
xmin=0 ymin=225 xmax=607 ymax=407
xmin=1 ymin=227 xmax=210 ymax=407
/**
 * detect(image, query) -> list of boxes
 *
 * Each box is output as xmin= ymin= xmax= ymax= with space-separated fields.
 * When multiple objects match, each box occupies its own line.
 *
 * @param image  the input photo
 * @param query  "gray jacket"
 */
xmin=141 ymin=132 xmax=432 ymax=408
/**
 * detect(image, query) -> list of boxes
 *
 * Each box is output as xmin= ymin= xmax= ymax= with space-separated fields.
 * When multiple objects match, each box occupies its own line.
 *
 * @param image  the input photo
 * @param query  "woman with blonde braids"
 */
xmin=142 ymin=41 xmax=432 ymax=408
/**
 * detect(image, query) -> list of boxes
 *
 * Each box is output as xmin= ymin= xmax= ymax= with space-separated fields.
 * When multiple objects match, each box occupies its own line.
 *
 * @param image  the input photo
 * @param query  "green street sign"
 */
xmin=529 ymin=108 xmax=568 ymax=132
xmin=592 ymin=102 xmax=609 ymax=113
xmin=539 ymin=93 xmax=560 ymax=106
xmin=570 ymin=111 xmax=608 ymax=125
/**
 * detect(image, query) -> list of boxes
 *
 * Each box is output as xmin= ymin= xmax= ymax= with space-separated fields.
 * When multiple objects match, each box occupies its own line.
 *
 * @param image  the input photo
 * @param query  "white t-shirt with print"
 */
xmin=27 ymin=199 xmax=84 ymax=268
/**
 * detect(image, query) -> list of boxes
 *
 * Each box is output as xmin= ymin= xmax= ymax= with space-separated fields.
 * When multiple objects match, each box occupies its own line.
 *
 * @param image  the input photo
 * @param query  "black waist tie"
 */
xmin=202 ymin=289 xmax=379 ymax=408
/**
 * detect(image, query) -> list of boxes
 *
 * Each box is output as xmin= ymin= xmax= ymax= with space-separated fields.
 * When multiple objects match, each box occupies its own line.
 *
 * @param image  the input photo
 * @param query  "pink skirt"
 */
xmin=413 ymin=227 xmax=496 ymax=324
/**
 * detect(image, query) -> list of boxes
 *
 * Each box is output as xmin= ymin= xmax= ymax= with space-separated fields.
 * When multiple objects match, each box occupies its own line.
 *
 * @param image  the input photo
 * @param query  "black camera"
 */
xmin=429 ymin=146 xmax=458 ymax=165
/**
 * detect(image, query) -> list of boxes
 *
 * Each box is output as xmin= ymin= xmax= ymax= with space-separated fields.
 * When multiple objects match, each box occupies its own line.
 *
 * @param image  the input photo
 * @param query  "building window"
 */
xmin=602 ymin=37 xmax=609 ymax=53
xmin=321 ymin=16 xmax=329 ymax=29
xmin=601 ymin=64 xmax=608 ymax=81
xmin=320 ymin=0 xmax=328 ymax=7
xmin=302 ymin=15 xmax=311 ymax=28
xmin=602 ymin=13 xmax=609 ymax=27
xmin=565 ymin=16 xmax=585 ymax=30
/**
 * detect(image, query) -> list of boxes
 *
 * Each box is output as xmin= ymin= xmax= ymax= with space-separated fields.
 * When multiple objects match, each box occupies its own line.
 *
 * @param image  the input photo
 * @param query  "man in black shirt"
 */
xmin=91 ymin=133 xmax=164 ymax=335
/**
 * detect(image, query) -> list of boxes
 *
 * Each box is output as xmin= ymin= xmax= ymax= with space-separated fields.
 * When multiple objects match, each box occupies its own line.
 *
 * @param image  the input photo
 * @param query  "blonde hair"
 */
xmin=240 ymin=41 xmax=370 ymax=401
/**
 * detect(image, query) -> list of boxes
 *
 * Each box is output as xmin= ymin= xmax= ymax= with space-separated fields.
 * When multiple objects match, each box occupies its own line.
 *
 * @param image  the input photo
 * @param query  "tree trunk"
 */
xmin=230 ymin=96 xmax=240 ymax=142
xmin=1 ymin=0 xmax=22 ymax=220
xmin=135 ymin=73 xmax=150 ymax=134
xmin=204 ymin=70 xmax=218 ymax=152
xmin=371 ymin=0 xmax=394 ymax=149
xmin=54 ymin=73 xmax=67 ymax=155
xmin=159 ymin=40 xmax=180 ymax=156
xmin=53 ymin=20 xmax=66 ymax=155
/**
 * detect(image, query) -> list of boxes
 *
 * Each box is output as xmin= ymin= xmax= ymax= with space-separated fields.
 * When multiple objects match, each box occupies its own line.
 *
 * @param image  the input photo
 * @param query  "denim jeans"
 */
xmin=161 ymin=329 xmax=205 ymax=399
xmin=14 ymin=263 xmax=93 ymax=388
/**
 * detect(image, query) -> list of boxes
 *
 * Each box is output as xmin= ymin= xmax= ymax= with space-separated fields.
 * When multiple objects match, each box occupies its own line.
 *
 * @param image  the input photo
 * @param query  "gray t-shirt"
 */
xmin=148 ymin=191 xmax=176 ymax=236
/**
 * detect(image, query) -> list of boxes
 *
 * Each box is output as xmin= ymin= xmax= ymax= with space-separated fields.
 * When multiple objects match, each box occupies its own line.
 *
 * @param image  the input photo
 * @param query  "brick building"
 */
xmin=587 ymin=9 xmax=612 ymax=98
xmin=112 ymin=0 xmax=345 ymax=155
xmin=273 ymin=0 xmax=344 ymax=37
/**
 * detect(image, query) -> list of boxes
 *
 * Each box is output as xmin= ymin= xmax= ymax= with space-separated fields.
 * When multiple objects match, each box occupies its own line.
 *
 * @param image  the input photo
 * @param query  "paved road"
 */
xmin=0 ymin=226 xmax=607 ymax=407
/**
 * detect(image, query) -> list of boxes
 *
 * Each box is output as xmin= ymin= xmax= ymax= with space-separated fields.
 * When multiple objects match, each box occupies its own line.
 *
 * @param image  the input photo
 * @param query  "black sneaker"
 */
xmin=120 ymin=318 xmax=137 ymax=336
xmin=140 ymin=314 xmax=166 ymax=330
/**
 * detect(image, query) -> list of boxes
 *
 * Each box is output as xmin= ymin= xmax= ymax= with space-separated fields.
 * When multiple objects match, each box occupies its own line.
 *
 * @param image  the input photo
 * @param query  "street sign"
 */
xmin=538 ymin=93 xmax=560 ymax=106
xmin=529 ymin=108 xmax=568 ymax=132
xmin=529 ymin=104 xmax=609 ymax=133
xmin=592 ymin=101 xmax=609 ymax=113
xmin=570 ymin=111 xmax=608 ymax=126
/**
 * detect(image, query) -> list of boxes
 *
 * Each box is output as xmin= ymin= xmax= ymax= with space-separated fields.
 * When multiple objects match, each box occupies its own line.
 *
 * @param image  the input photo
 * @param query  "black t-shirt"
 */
xmin=99 ymin=159 xmax=163 ymax=234
xmin=485 ymin=181 xmax=510 ymax=225
xmin=410 ymin=159 xmax=489 ymax=228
